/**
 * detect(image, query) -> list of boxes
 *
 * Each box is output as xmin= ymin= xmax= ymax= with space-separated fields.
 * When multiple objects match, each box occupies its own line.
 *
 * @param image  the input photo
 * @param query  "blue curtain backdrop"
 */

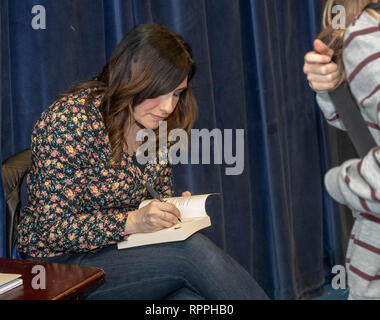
xmin=1 ymin=0 xmax=349 ymax=299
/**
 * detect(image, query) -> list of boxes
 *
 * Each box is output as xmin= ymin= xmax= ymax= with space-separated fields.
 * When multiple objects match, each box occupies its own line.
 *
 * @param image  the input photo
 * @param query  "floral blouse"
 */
xmin=17 ymin=88 xmax=173 ymax=258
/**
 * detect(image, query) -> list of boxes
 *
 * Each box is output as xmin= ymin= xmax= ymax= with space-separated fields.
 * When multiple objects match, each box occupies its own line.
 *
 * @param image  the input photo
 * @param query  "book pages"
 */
xmin=139 ymin=193 xmax=218 ymax=219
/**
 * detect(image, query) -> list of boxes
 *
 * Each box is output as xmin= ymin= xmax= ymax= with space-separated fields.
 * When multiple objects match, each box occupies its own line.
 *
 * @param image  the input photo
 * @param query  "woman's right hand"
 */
xmin=303 ymin=39 xmax=340 ymax=91
xmin=124 ymin=200 xmax=181 ymax=234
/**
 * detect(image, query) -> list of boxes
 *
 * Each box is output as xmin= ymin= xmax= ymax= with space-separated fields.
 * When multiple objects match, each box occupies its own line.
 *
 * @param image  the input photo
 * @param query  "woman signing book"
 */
xmin=17 ymin=23 xmax=268 ymax=300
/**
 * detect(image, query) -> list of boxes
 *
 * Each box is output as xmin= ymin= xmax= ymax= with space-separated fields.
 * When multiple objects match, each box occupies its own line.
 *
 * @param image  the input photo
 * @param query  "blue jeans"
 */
xmin=26 ymin=233 xmax=268 ymax=300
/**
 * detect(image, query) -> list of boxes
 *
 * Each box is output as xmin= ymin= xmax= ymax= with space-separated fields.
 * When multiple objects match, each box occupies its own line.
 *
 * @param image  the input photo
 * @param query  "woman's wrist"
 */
xmin=124 ymin=210 xmax=138 ymax=234
xmin=308 ymin=81 xmax=327 ymax=94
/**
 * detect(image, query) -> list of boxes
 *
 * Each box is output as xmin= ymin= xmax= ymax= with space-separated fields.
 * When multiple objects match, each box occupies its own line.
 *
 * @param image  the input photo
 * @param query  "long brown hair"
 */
xmin=318 ymin=0 xmax=380 ymax=85
xmin=60 ymin=24 xmax=197 ymax=167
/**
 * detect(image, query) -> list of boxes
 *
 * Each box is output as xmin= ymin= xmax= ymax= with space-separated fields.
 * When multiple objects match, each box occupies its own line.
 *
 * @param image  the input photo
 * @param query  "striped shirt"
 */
xmin=316 ymin=10 xmax=380 ymax=299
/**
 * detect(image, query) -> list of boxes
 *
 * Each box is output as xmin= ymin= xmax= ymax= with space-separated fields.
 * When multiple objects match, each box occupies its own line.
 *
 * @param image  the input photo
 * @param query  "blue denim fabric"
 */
xmin=26 ymin=233 xmax=268 ymax=300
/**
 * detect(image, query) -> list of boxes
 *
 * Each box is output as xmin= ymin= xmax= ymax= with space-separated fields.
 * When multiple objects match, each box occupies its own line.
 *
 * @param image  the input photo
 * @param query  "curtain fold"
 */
xmin=1 ymin=0 xmax=10 ymax=258
xmin=1 ymin=0 xmax=348 ymax=299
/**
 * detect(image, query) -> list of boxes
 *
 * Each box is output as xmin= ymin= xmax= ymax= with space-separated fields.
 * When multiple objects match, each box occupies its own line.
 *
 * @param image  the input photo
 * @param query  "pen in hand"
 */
xmin=144 ymin=183 xmax=182 ymax=223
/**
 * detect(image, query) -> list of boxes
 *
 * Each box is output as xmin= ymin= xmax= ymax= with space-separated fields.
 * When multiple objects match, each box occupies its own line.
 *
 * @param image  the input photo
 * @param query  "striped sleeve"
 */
xmin=325 ymin=151 xmax=380 ymax=217
xmin=343 ymin=16 xmax=380 ymax=125
xmin=316 ymin=91 xmax=346 ymax=130
xmin=324 ymin=13 xmax=380 ymax=218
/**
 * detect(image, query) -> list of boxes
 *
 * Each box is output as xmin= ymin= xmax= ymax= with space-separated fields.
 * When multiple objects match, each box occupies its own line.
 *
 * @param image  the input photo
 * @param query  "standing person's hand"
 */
xmin=303 ymin=39 xmax=340 ymax=91
xmin=181 ymin=190 xmax=191 ymax=197
xmin=125 ymin=200 xmax=181 ymax=234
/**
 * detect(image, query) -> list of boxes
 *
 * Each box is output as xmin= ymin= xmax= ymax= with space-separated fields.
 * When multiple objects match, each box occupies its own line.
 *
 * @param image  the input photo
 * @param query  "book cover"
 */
xmin=0 ymin=273 xmax=23 ymax=295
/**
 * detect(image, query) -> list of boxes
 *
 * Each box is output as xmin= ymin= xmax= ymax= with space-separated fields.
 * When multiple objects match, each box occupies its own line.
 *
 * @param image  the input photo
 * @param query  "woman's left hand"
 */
xmin=181 ymin=190 xmax=192 ymax=197
xmin=303 ymin=39 xmax=339 ymax=91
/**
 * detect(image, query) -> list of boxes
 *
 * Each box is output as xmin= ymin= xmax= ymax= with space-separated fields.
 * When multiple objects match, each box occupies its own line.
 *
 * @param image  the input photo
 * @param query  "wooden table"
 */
xmin=0 ymin=258 xmax=105 ymax=300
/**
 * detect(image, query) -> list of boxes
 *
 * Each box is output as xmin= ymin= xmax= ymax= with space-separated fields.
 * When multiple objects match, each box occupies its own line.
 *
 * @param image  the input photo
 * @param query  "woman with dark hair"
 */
xmin=17 ymin=24 xmax=268 ymax=300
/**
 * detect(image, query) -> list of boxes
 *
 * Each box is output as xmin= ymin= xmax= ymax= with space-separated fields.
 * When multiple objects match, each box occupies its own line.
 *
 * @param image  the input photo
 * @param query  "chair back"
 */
xmin=1 ymin=149 xmax=32 ymax=257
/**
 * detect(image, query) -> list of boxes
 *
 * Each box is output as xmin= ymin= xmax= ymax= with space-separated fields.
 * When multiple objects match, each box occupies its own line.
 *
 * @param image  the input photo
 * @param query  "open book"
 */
xmin=117 ymin=194 xmax=217 ymax=249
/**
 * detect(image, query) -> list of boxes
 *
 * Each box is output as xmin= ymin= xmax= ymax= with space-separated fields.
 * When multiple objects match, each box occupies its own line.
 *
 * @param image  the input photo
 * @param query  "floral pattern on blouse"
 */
xmin=17 ymin=88 xmax=174 ymax=258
